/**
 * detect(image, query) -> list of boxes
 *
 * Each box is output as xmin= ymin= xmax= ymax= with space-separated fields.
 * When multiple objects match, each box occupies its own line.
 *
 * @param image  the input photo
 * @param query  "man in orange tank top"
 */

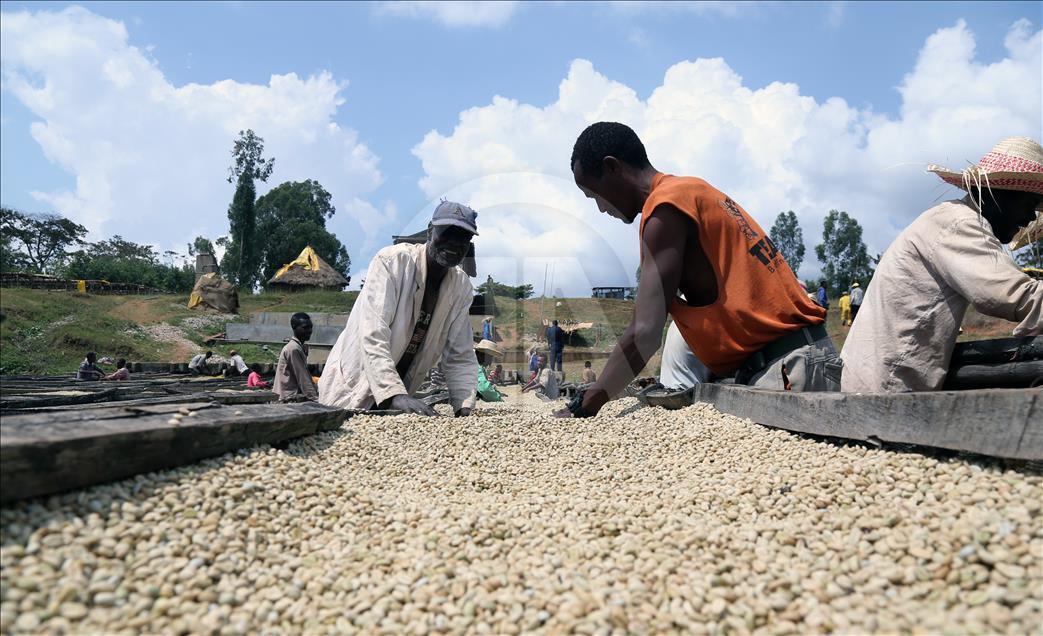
xmin=557 ymin=122 xmax=839 ymax=419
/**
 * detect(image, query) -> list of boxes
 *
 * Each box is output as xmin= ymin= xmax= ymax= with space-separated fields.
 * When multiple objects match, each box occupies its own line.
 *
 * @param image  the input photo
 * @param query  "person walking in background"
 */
xmin=546 ymin=319 xmax=566 ymax=372
xmin=247 ymin=364 xmax=270 ymax=389
xmin=528 ymin=347 xmax=541 ymax=377
xmin=816 ymin=281 xmax=829 ymax=311
xmin=838 ymin=290 xmax=852 ymax=326
xmin=482 ymin=316 xmax=493 ymax=341
xmin=274 ymin=312 xmax=318 ymax=402
xmin=849 ymin=281 xmax=864 ymax=321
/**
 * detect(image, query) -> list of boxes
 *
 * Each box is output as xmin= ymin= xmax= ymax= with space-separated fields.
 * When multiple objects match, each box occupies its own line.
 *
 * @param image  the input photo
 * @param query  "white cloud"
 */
xmin=411 ymin=20 xmax=1042 ymax=295
xmin=605 ymin=1 xmax=759 ymax=18
xmin=1 ymin=5 xmax=383 ymax=270
xmin=373 ymin=1 xmax=520 ymax=28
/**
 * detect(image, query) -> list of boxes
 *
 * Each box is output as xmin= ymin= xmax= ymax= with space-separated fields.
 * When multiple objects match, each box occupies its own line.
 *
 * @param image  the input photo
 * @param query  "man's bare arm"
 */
xmin=578 ymin=204 xmax=690 ymax=415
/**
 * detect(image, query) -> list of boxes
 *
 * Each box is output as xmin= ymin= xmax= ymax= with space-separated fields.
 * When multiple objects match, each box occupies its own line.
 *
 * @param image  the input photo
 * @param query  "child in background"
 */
xmin=247 ymin=364 xmax=271 ymax=389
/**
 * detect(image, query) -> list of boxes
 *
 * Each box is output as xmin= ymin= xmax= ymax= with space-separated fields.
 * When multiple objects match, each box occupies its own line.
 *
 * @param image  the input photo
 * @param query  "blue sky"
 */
xmin=1 ymin=1 xmax=1040 ymax=293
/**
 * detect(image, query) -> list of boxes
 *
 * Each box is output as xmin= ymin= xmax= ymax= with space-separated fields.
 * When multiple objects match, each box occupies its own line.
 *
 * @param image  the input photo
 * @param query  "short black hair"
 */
xmin=552 ymin=320 xmax=558 ymax=325
xmin=584 ymin=360 xmax=592 ymax=367
xmin=116 ymin=358 xmax=126 ymax=369
xmin=205 ymin=350 xmax=213 ymax=357
xmin=291 ymin=312 xmax=312 ymax=329
xmin=571 ymin=122 xmax=651 ymax=178
xmin=86 ymin=351 xmax=97 ymax=360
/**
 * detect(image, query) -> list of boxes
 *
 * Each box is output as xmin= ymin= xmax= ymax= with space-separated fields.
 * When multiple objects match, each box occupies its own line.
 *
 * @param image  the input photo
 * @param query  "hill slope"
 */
xmin=0 ymin=287 xmax=1019 ymax=376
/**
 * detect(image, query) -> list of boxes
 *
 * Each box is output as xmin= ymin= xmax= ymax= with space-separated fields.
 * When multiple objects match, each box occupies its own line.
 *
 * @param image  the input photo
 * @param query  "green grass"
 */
xmin=0 ymin=288 xmax=358 ymax=375
xmin=0 ymin=287 xmax=1015 ymax=376
xmin=0 ymin=289 xmax=168 ymax=375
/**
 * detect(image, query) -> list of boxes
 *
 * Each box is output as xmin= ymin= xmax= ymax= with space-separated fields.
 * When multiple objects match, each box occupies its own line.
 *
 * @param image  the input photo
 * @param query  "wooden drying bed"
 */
xmin=0 ymin=375 xmax=276 ymax=411
xmin=633 ymin=336 xmax=1043 ymax=461
xmin=0 ymin=374 xmax=349 ymax=503
xmin=688 ymin=384 xmax=1041 ymax=461
xmin=0 ymin=400 xmax=348 ymax=503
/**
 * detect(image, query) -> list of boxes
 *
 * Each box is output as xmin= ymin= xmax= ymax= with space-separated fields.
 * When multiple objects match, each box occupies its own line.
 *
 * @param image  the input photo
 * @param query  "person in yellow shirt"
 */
xmin=838 ymin=290 xmax=852 ymax=326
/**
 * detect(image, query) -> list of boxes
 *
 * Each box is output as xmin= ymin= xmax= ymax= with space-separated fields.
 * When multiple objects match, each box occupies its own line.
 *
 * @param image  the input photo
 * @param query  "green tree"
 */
xmin=0 ymin=207 xmax=88 ymax=273
xmin=222 ymin=130 xmax=274 ymax=290
xmin=814 ymin=210 xmax=873 ymax=295
xmin=476 ymin=277 xmax=534 ymax=299
xmin=769 ymin=210 xmax=805 ymax=274
xmin=187 ymin=236 xmax=215 ymax=257
xmin=255 ymin=180 xmax=350 ymax=284
xmin=63 ymin=235 xmax=194 ymax=292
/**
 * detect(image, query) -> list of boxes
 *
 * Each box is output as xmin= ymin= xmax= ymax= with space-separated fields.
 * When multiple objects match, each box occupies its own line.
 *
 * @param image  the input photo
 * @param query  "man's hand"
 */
xmin=455 ymin=407 xmax=472 ymax=418
xmin=389 ymin=394 xmax=437 ymax=416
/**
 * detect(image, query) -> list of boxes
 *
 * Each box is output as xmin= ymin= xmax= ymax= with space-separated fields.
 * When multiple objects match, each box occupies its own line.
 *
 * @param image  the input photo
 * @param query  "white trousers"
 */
xmin=660 ymin=321 xmax=712 ymax=389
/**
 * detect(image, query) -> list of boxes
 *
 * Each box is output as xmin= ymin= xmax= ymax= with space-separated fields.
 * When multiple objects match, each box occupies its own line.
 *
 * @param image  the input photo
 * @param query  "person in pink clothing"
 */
xmin=246 ymin=364 xmax=271 ymax=389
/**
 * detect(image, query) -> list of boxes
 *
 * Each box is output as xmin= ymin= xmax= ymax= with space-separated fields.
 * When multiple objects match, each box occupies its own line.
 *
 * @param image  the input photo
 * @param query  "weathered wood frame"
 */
xmin=1 ymin=401 xmax=349 ymax=503
xmin=688 ymin=384 xmax=1042 ymax=461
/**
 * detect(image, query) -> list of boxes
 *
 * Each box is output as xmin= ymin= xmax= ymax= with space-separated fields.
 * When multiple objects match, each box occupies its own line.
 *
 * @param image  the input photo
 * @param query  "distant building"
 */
xmin=592 ymin=286 xmax=635 ymax=300
xmin=194 ymin=253 xmax=219 ymax=281
xmin=267 ymin=246 xmax=350 ymax=292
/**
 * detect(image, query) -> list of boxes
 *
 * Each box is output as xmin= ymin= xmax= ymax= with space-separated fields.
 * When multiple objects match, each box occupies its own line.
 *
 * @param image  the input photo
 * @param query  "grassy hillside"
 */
xmin=0 ymin=287 xmax=1019 ymax=377
xmin=0 ymin=288 xmax=358 ymax=375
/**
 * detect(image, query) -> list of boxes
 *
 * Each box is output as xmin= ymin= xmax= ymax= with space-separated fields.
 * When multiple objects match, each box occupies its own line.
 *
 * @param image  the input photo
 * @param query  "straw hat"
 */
xmin=927 ymin=137 xmax=1043 ymax=195
xmin=474 ymin=339 xmax=503 ymax=359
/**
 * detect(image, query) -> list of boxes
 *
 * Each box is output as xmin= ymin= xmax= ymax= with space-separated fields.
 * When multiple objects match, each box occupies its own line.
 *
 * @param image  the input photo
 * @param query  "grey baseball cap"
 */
xmin=431 ymin=200 xmax=478 ymax=235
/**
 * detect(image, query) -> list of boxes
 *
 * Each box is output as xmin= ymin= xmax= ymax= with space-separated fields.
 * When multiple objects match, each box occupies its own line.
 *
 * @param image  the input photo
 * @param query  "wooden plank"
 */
xmin=944 ymin=360 xmax=1043 ymax=390
xmin=0 ymin=401 xmax=350 ymax=503
xmin=951 ymin=336 xmax=1042 ymax=365
xmin=690 ymin=384 xmax=1042 ymax=460
xmin=0 ymin=393 xmax=276 ymax=415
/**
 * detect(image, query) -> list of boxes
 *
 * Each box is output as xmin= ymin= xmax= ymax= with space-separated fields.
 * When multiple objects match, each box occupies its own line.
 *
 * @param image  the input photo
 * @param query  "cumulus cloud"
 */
xmin=0 ymin=5 xmax=384 ymax=270
xmin=373 ymin=1 xmax=520 ymax=28
xmin=413 ymin=19 xmax=1042 ymax=295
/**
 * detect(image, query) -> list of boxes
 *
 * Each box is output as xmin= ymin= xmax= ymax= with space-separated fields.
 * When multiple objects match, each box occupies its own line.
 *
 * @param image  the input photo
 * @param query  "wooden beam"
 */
xmin=690 ymin=384 xmax=1042 ymax=461
xmin=1 ymin=401 xmax=349 ymax=503
xmin=944 ymin=360 xmax=1043 ymax=390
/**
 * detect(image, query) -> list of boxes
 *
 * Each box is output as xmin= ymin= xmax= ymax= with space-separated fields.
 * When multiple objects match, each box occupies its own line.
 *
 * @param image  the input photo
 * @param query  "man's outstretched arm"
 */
xmin=571 ymin=204 xmax=691 ymax=416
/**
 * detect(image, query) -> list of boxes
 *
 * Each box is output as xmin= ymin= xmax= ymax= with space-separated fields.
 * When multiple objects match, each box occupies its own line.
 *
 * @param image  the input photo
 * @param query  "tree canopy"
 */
xmin=769 ymin=210 xmax=805 ymax=274
xmin=256 ymin=180 xmax=350 ymax=284
xmin=0 ymin=206 xmax=87 ymax=274
xmin=187 ymin=236 xmax=215 ymax=257
xmin=64 ymin=235 xmax=194 ymax=292
xmin=222 ymin=130 xmax=274 ymax=290
xmin=477 ymin=277 xmax=535 ymax=299
xmin=814 ymin=210 xmax=874 ymax=294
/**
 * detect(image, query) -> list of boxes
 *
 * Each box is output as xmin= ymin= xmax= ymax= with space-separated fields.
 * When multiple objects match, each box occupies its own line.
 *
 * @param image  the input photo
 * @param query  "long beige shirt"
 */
xmin=274 ymin=338 xmax=317 ymax=401
xmin=318 ymin=243 xmax=478 ymax=411
xmin=841 ymin=198 xmax=1043 ymax=393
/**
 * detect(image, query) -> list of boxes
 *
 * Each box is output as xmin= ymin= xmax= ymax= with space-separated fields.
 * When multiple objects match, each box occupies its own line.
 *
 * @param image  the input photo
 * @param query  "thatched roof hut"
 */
xmin=267 ymin=246 xmax=349 ymax=291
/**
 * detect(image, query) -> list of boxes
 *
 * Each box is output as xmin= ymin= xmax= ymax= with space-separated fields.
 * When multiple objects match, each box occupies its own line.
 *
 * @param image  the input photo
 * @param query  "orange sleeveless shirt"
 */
xmin=640 ymin=173 xmax=825 ymax=375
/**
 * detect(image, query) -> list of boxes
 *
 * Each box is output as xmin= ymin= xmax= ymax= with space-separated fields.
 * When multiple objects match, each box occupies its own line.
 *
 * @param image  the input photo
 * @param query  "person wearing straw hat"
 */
xmin=841 ymin=137 xmax=1043 ymax=393
xmin=849 ymin=281 xmax=864 ymax=320
xmin=474 ymin=339 xmax=504 ymax=402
